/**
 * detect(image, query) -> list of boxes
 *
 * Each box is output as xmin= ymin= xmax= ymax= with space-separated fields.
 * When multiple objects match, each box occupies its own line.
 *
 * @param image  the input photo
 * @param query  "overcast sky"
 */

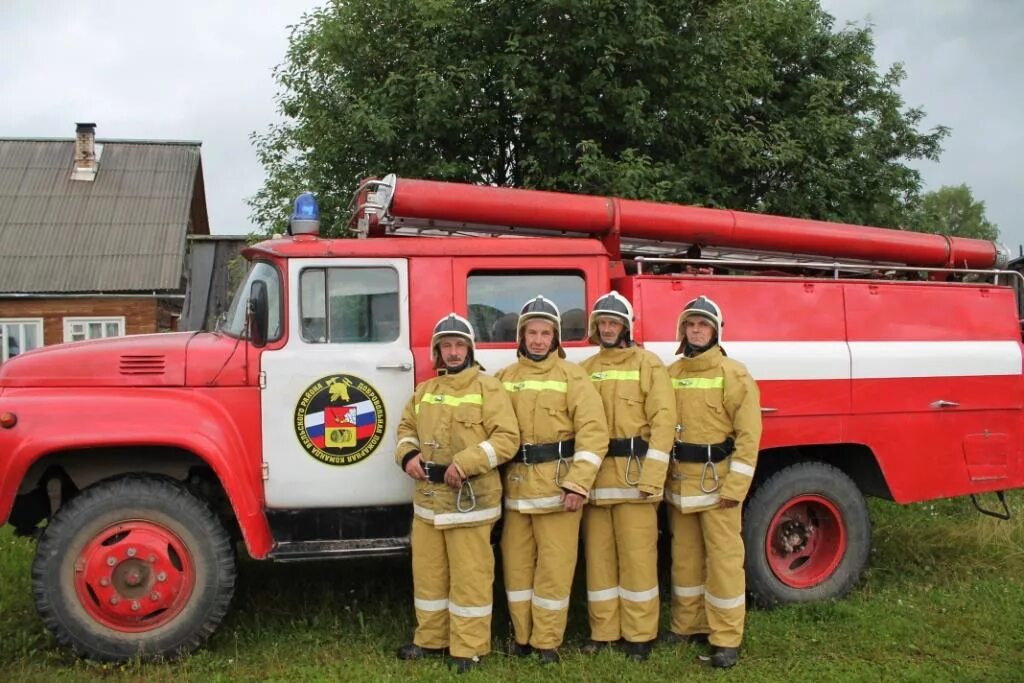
xmin=2 ymin=1 xmax=1021 ymax=250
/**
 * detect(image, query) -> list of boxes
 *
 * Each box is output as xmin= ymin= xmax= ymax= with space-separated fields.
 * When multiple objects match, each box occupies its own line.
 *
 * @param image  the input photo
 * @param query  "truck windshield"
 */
xmin=220 ymin=261 xmax=282 ymax=340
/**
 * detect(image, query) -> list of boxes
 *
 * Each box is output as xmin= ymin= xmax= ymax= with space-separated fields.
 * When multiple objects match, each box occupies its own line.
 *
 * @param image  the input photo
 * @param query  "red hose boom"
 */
xmin=359 ymin=176 xmax=1007 ymax=269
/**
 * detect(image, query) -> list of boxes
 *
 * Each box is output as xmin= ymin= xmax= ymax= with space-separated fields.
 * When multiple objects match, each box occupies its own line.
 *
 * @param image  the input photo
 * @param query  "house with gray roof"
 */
xmin=0 ymin=123 xmax=209 ymax=362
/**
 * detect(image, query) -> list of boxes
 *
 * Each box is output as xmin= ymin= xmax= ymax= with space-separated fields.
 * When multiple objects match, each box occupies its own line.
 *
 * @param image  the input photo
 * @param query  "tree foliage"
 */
xmin=251 ymin=0 xmax=948 ymax=236
xmin=907 ymin=184 xmax=998 ymax=241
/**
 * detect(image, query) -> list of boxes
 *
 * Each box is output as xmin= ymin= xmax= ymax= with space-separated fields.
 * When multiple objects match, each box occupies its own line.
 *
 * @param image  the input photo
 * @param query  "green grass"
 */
xmin=3 ymin=493 xmax=1024 ymax=681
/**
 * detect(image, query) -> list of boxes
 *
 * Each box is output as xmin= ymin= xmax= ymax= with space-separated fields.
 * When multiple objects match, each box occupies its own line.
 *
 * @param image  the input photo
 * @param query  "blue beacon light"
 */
xmin=290 ymin=192 xmax=321 ymax=235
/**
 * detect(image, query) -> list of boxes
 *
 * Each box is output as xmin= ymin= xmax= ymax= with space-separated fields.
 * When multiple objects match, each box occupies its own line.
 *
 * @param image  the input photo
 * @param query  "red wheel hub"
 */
xmin=73 ymin=521 xmax=195 ymax=632
xmin=765 ymin=495 xmax=846 ymax=589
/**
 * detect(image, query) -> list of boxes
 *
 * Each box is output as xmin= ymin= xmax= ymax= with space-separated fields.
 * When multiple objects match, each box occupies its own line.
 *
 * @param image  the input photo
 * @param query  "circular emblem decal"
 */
xmin=294 ymin=374 xmax=387 ymax=466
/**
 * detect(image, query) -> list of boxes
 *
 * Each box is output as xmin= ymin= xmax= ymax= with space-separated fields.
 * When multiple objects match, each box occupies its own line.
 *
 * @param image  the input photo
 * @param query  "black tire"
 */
xmin=743 ymin=461 xmax=870 ymax=607
xmin=32 ymin=475 xmax=236 ymax=661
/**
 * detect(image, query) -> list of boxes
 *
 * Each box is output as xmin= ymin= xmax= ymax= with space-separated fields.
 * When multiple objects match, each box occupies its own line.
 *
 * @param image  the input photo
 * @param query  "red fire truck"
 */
xmin=1 ymin=174 xmax=1020 ymax=661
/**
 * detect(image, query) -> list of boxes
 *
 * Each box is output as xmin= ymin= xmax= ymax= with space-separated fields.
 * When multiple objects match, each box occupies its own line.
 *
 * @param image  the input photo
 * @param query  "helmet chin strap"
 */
xmin=600 ymin=330 xmax=632 ymax=349
xmin=684 ymin=335 xmax=718 ymax=357
xmin=439 ymin=351 xmax=473 ymax=374
xmin=519 ymin=341 xmax=554 ymax=362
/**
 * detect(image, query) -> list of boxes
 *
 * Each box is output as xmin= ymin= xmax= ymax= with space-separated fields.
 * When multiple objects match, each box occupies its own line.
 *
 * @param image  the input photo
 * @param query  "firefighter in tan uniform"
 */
xmin=395 ymin=313 xmax=520 ymax=674
xmin=578 ymin=292 xmax=674 ymax=661
xmin=497 ymin=295 xmax=609 ymax=664
xmin=665 ymin=296 xmax=761 ymax=669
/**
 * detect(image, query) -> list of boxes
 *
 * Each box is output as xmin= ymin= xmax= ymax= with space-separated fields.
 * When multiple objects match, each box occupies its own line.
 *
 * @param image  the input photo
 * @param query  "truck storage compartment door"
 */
xmin=845 ymin=283 xmax=1022 ymax=502
xmin=261 ymin=258 xmax=414 ymax=508
xmin=632 ymin=276 xmax=852 ymax=448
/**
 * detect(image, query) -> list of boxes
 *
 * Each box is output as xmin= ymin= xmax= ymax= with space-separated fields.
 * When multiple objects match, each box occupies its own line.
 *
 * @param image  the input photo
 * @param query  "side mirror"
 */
xmin=247 ymin=280 xmax=269 ymax=348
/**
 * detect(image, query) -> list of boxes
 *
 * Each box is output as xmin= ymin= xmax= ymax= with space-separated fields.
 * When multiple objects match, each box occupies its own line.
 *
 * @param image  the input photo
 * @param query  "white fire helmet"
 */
xmin=676 ymin=295 xmax=724 ymax=352
xmin=430 ymin=313 xmax=475 ymax=368
xmin=588 ymin=291 xmax=634 ymax=344
xmin=517 ymin=295 xmax=565 ymax=358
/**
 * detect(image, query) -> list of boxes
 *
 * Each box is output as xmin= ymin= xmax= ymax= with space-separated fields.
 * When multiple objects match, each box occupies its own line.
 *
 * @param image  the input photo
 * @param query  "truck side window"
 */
xmin=467 ymin=271 xmax=586 ymax=343
xmin=300 ymin=267 xmax=400 ymax=343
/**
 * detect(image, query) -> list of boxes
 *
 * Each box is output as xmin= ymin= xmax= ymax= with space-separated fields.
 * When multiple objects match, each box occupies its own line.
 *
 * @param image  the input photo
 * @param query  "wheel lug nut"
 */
xmin=99 ymin=577 xmax=110 ymax=587
xmin=156 ymin=572 xmax=167 ymax=582
xmin=126 ymin=547 xmax=137 ymax=558
xmin=106 ymin=556 xmax=117 ymax=566
xmin=109 ymin=596 xmax=120 ymax=605
xmin=147 ymin=554 xmax=157 ymax=563
xmin=150 ymin=592 xmax=161 ymax=601
xmin=131 ymin=600 xmax=140 ymax=611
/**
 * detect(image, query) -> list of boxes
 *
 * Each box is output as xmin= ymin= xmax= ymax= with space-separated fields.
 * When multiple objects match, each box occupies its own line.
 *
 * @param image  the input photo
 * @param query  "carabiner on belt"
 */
xmin=554 ymin=440 xmax=570 ymax=487
xmin=456 ymin=478 xmax=477 ymax=512
xmin=624 ymin=436 xmax=643 ymax=486
xmin=699 ymin=444 xmax=721 ymax=494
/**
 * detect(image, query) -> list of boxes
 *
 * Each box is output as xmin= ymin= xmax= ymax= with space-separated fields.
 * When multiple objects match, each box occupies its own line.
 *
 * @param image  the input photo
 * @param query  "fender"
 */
xmin=0 ymin=386 xmax=273 ymax=558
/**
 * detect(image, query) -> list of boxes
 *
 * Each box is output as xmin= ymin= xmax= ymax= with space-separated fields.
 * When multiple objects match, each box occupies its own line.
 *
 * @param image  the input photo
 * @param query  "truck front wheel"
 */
xmin=743 ymin=461 xmax=870 ymax=607
xmin=31 ymin=475 xmax=236 ymax=661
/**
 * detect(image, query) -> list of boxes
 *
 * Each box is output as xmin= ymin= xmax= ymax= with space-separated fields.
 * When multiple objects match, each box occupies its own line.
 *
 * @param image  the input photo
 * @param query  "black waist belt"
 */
xmin=607 ymin=437 xmax=649 ymax=457
xmin=672 ymin=438 xmax=735 ymax=463
xmin=422 ymin=461 xmax=450 ymax=483
xmin=515 ymin=439 xmax=575 ymax=465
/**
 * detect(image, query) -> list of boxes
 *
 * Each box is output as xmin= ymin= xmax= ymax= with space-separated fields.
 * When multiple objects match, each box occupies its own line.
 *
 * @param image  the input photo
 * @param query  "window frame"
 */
xmin=1 ymin=317 xmax=44 ymax=362
xmin=62 ymin=316 xmax=126 ymax=343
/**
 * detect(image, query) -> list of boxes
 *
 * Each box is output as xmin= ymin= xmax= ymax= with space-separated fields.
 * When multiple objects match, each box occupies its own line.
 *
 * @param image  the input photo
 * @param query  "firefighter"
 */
xmin=579 ymin=292 xmax=674 ymax=661
xmin=497 ymin=295 xmax=609 ymax=664
xmin=664 ymin=295 xmax=762 ymax=668
xmin=395 ymin=313 xmax=520 ymax=674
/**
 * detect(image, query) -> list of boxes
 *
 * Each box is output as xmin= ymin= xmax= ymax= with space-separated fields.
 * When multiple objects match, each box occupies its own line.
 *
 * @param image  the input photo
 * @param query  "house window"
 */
xmin=1 ymin=318 xmax=44 ymax=362
xmin=63 ymin=317 xmax=126 ymax=342
xmin=299 ymin=267 xmax=400 ymax=343
xmin=467 ymin=271 xmax=586 ymax=343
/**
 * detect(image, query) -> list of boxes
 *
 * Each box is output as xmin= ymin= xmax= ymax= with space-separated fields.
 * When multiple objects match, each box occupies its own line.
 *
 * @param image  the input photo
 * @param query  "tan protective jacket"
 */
xmin=580 ymin=345 xmax=675 ymax=503
xmin=497 ymin=353 xmax=609 ymax=513
xmin=396 ymin=365 xmax=520 ymax=529
xmin=666 ymin=345 xmax=762 ymax=513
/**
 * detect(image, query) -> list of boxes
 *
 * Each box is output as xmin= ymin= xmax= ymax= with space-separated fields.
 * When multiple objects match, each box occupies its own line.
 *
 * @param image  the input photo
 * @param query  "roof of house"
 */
xmin=0 ymin=138 xmax=208 ymax=293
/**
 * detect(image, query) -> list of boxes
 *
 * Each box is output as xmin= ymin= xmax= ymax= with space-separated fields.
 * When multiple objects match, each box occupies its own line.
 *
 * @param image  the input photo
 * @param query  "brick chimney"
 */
xmin=70 ymin=122 xmax=101 ymax=181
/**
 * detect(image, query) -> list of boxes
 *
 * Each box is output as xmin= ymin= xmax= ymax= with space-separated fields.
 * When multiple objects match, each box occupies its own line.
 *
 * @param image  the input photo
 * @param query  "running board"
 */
xmin=268 ymin=537 xmax=410 ymax=562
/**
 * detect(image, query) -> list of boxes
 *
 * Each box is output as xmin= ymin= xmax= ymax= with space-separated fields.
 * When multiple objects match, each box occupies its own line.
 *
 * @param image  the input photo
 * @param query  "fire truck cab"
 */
xmin=1 ymin=175 xmax=1020 ymax=661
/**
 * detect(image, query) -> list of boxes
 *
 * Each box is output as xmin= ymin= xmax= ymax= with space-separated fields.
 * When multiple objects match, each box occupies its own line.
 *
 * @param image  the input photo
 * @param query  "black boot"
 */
xmin=709 ymin=646 xmax=740 ymax=668
xmin=663 ymin=631 xmax=710 ymax=646
xmin=396 ymin=643 xmax=446 ymax=660
xmin=509 ymin=642 xmax=533 ymax=657
xmin=450 ymin=656 xmax=481 ymax=673
xmin=580 ymin=639 xmax=616 ymax=655
xmin=620 ymin=640 xmax=653 ymax=661
xmin=536 ymin=648 xmax=561 ymax=664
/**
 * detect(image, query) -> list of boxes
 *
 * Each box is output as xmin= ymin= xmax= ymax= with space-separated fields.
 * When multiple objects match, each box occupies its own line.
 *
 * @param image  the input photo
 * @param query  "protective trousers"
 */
xmin=583 ymin=503 xmax=660 ymax=643
xmin=501 ymin=508 xmax=582 ymax=649
xmin=411 ymin=517 xmax=495 ymax=658
xmin=668 ymin=503 xmax=746 ymax=647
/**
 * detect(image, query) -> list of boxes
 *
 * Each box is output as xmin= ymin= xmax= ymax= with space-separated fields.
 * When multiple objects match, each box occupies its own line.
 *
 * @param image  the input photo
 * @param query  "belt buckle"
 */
xmin=423 ymin=461 xmax=436 ymax=478
xmin=520 ymin=442 xmax=532 ymax=465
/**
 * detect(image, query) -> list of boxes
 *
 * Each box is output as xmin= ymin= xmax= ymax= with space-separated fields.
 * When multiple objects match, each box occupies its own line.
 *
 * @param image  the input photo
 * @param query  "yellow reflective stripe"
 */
xmin=590 ymin=370 xmax=640 ymax=382
xmin=419 ymin=393 xmax=483 ymax=408
xmin=672 ymin=377 xmax=724 ymax=389
xmin=502 ymin=380 xmax=568 ymax=393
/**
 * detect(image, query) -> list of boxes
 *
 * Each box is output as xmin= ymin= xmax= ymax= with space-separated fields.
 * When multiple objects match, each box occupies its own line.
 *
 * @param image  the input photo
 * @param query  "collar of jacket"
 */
xmin=595 ymin=345 xmax=639 ymax=364
xmin=516 ymin=350 xmax=559 ymax=373
xmin=677 ymin=344 xmax=724 ymax=372
xmin=436 ymin=364 xmax=481 ymax=389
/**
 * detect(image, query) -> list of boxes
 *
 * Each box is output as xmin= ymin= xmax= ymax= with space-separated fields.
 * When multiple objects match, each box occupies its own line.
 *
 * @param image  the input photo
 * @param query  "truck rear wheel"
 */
xmin=31 ymin=475 xmax=236 ymax=661
xmin=743 ymin=462 xmax=870 ymax=606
